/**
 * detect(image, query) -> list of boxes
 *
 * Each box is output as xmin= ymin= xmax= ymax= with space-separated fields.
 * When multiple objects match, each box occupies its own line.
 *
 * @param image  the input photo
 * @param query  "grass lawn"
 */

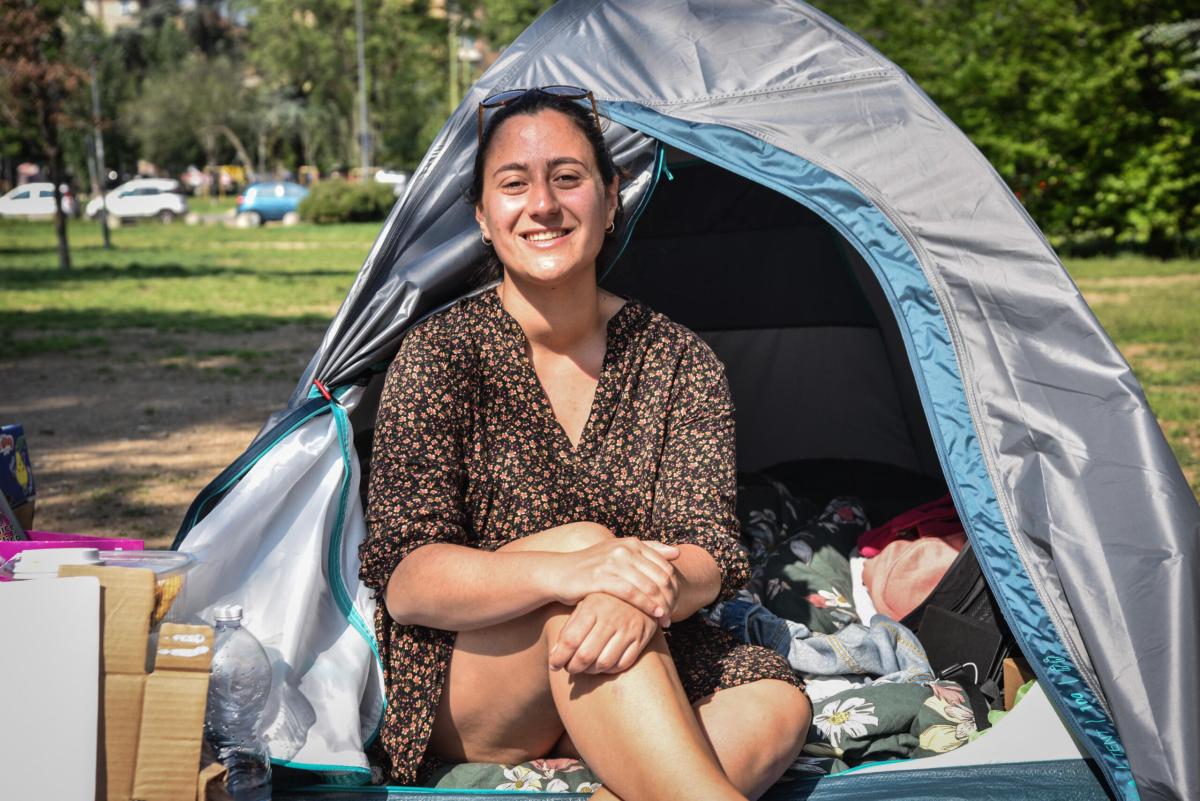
xmin=186 ymin=195 xmax=239 ymax=217
xmin=1 ymin=218 xmax=1197 ymax=500
xmin=1 ymin=216 xmax=374 ymax=346
xmin=1065 ymin=256 xmax=1200 ymax=495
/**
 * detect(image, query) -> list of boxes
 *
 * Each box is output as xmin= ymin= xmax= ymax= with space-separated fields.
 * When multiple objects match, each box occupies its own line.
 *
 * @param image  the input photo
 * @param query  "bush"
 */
xmin=298 ymin=180 xmax=396 ymax=224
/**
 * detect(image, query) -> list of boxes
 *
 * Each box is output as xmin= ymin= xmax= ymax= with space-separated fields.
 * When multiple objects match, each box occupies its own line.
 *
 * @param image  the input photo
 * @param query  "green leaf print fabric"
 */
xmin=757 ymin=498 xmax=870 ymax=635
xmin=803 ymin=680 xmax=977 ymax=766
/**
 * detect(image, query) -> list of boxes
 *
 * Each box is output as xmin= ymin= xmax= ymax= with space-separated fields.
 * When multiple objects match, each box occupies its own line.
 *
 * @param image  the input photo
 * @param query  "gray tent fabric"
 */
xmin=224 ymin=2 xmax=1197 ymax=798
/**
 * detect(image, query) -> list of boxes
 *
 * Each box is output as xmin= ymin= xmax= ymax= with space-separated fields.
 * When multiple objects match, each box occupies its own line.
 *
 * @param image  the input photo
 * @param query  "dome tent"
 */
xmin=170 ymin=1 xmax=1199 ymax=799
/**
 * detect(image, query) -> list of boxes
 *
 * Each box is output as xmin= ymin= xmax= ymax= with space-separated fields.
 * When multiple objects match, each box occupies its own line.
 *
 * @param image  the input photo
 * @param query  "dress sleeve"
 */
xmin=359 ymin=323 xmax=471 ymax=592
xmin=652 ymin=336 xmax=749 ymax=601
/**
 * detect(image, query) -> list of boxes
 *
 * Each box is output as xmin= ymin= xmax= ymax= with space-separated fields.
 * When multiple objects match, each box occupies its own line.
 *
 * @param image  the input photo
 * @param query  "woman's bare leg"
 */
xmin=693 ymin=681 xmax=810 ymax=798
xmin=555 ymin=679 xmax=810 ymax=800
xmin=432 ymin=601 xmax=745 ymax=801
xmin=496 ymin=522 xmax=809 ymax=796
xmin=429 ymin=523 xmax=746 ymax=801
xmin=546 ymin=624 xmax=742 ymax=801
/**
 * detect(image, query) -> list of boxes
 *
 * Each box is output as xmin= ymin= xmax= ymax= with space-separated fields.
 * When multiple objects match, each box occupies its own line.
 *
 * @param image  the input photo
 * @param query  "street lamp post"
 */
xmin=89 ymin=60 xmax=112 ymax=249
xmin=448 ymin=6 xmax=460 ymax=114
xmin=354 ymin=0 xmax=371 ymax=177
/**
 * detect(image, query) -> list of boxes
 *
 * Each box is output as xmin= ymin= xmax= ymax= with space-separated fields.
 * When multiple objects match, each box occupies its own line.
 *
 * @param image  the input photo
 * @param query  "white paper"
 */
xmin=0 ymin=576 xmax=100 ymax=800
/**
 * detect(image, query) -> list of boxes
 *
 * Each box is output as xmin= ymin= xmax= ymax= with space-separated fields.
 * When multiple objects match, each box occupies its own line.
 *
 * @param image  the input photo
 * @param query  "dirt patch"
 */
xmin=2 ymin=325 xmax=326 ymax=548
xmin=1077 ymin=273 xmax=1200 ymax=290
xmin=1120 ymin=343 xmax=1174 ymax=377
xmin=1076 ymin=273 xmax=1200 ymax=305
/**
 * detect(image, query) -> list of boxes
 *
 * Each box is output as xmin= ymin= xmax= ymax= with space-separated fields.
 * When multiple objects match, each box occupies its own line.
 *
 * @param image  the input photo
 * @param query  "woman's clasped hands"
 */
xmin=549 ymin=536 xmax=681 ymax=675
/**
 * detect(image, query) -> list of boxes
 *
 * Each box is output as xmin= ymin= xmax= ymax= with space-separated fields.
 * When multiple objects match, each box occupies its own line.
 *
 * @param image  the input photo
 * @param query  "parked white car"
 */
xmin=86 ymin=178 xmax=188 ymax=223
xmin=0 ymin=182 xmax=76 ymax=217
xmin=374 ymin=168 xmax=410 ymax=197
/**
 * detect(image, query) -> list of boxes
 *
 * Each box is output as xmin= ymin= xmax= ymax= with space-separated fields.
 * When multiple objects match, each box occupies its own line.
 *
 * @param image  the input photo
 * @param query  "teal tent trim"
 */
xmin=263 ymin=386 xmax=385 ymax=779
xmin=275 ymin=759 xmax=1109 ymax=799
xmin=601 ymin=100 xmax=1134 ymax=800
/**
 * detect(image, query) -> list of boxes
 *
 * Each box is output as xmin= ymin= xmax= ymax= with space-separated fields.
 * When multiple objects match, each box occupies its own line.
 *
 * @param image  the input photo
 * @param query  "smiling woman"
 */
xmin=467 ymin=88 xmax=623 ymax=291
xmin=358 ymin=89 xmax=811 ymax=801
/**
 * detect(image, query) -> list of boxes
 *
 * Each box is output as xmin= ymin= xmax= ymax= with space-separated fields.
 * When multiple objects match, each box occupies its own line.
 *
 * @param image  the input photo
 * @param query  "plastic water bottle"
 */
xmin=205 ymin=604 xmax=273 ymax=801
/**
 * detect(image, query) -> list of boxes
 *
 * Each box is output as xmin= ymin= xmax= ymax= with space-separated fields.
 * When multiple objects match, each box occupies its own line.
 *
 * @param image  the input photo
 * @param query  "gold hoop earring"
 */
xmin=605 ymin=221 xmax=615 ymax=234
xmin=481 ymin=232 xmax=492 ymax=246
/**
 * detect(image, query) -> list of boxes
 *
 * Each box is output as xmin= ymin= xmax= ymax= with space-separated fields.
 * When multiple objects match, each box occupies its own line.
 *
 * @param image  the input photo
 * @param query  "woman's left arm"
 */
xmin=652 ymin=336 xmax=749 ymax=622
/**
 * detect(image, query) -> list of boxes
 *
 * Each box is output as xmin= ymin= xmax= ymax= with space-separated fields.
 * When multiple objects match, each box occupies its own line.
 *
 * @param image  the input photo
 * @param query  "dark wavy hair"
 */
xmin=467 ymin=90 xmax=623 ymax=285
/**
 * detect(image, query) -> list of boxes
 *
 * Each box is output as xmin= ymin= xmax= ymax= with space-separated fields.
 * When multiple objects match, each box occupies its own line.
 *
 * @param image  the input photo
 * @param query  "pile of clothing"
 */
xmin=709 ymin=471 xmax=1005 ymax=777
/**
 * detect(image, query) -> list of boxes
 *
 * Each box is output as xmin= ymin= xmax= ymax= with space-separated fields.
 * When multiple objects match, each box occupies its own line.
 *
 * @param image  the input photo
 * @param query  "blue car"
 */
xmin=235 ymin=181 xmax=308 ymax=225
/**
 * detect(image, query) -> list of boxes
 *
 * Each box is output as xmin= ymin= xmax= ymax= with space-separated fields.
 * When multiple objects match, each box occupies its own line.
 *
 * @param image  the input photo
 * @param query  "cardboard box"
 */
xmin=59 ymin=565 xmax=212 ymax=801
xmin=133 ymin=623 xmax=214 ymax=801
xmin=1003 ymin=655 xmax=1036 ymax=710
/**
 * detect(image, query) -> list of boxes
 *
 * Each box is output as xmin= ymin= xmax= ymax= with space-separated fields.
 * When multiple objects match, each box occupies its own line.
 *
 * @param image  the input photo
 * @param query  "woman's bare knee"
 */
xmin=745 ymin=681 xmax=810 ymax=752
xmin=778 ymin=685 xmax=812 ymax=749
xmin=692 ymin=680 xmax=810 ymax=798
xmin=431 ymin=604 xmax=578 ymax=764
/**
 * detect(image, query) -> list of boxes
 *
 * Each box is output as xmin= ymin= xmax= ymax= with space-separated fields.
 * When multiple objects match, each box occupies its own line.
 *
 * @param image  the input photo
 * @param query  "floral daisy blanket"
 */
xmin=427 ymin=758 xmax=601 ymax=794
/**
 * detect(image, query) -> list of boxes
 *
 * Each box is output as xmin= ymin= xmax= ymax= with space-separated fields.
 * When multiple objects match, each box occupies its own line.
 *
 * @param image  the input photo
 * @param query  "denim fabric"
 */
xmin=716 ymin=598 xmax=934 ymax=683
xmin=715 ymin=592 xmax=810 ymax=655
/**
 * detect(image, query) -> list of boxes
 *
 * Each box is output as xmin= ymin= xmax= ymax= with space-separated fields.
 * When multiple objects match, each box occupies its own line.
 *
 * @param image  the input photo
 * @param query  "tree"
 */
xmin=813 ymin=0 xmax=1200 ymax=255
xmin=241 ymin=0 xmax=554 ymax=173
xmin=0 ymin=0 xmax=86 ymax=270
xmin=477 ymin=0 xmax=554 ymax=51
xmin=123 ymin=54 xmax=257 ymax=176
xmin=1142 ymin=19 xmax=1200 ymax=87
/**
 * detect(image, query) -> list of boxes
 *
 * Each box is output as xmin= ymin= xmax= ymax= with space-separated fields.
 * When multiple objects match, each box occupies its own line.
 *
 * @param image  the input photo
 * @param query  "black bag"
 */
xmin=901 ymin=542 xmax=1016 ymax=719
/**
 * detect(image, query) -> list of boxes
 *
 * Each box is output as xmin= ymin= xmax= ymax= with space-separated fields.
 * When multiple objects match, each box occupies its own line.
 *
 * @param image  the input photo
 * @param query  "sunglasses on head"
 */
xmin=477 ymin=85 xmax=601 ymax=144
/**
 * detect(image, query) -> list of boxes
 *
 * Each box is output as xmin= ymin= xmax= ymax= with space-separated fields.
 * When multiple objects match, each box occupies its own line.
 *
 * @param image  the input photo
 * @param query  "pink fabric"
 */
xmin=862 ymin=530 xmax=967 ymax=620
xmin=857 ymin=494 xmax=961 ymax=557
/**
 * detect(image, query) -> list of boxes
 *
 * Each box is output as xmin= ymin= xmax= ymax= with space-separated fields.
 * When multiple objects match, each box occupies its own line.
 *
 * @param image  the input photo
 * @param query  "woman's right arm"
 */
xmin=389 ymin=526 xmax=682 ymax=631
xmin=384 ymin=543 xmax=563 ymax=629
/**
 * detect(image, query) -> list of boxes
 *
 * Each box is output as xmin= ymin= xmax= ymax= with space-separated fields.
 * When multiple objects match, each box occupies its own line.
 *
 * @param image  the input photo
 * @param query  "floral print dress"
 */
xmin=359 ymin=288 xmax=801 ymax=785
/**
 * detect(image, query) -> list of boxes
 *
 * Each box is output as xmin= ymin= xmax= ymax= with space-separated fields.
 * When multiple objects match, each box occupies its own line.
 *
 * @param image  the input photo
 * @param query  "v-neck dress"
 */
xmin=359 ymin=288 xmax=800 ymax=785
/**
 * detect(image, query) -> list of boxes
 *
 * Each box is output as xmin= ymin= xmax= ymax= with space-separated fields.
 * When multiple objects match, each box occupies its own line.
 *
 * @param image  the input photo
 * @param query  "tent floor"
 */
xmin=277 ymin=758 xmax=1112 ymax=800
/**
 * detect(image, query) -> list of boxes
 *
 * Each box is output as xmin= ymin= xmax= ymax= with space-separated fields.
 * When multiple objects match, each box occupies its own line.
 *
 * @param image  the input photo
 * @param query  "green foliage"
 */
xmin=5 ymin=0 xmax=555 ymax=190
xmin=0 ymin=0 xmax=88 ymax=269
xmin=69 ymin=1 xmax=246 ymax=179
xmin=243 ymin=0 xmax=453 ymax=172
xmin=122 ymin=54 xmax=255 ymax=173
xmin=477 ymin=0 xmax=555 ymax=49
xmin=298 ymin=179 xmax=396 ymax=223
xmin=241 ymin=0 xmax=553 ymax=173
xmin=813 ymin=1 xmax=1200 ymax=256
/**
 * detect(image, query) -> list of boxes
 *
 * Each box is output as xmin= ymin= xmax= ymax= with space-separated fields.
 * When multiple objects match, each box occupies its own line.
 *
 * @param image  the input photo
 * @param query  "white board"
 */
xmin=0 ymin=576 xmax=100 ymax=800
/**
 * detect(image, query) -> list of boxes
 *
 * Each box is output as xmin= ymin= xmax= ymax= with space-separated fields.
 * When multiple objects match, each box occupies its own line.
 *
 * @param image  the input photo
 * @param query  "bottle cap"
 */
xmin=213 ymin=604 xmax=244 ymax=623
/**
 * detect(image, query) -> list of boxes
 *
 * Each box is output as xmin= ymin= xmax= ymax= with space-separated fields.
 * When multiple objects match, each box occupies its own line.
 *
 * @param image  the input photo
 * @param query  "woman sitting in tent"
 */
xmin=358 ymin=87 xmax=812 ymax=801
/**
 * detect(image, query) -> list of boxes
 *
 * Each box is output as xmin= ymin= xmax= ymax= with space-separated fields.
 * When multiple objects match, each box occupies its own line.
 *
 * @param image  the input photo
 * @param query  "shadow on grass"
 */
xmin=0 ymin=246 xmax=63 ymax=255
xmin=5 ymin=307 xmax=332 ymax=335
xmin=0 ymin=262 xmax=355 ymax=285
